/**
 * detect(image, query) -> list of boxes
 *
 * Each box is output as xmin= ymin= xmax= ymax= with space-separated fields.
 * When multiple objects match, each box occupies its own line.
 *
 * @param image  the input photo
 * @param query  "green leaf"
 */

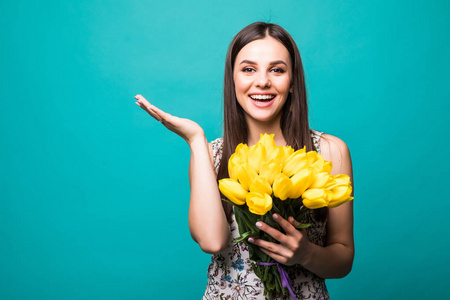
xmin=296 ymin=223 xmax=311 ymax=229
xmin=234 ymin=231 xmax=258 ymax=243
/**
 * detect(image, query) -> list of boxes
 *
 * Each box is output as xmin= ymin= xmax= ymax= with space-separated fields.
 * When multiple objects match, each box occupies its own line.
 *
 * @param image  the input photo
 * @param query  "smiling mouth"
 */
xmin=249 ymin=94 xmax=276 ymax=101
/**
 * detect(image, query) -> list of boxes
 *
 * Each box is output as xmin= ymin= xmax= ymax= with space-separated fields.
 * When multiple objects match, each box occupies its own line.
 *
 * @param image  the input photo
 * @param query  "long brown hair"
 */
xmin=218 ymin=22 xmax=321 ymax=222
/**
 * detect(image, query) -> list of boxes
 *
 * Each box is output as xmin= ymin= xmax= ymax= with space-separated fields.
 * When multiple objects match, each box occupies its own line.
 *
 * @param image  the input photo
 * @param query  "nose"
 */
xmin=255 ymin=73 xmax=271 ymax=88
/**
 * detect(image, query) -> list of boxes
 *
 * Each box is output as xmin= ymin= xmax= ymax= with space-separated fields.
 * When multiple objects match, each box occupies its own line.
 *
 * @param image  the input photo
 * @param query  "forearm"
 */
xmin=301 ymin=242 xmax=354 ymax=279
xmin=188 ymin=136 xmax=230 ymax=254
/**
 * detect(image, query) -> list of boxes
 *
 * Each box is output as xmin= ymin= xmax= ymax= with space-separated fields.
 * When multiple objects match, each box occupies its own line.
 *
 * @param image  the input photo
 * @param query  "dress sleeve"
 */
xmin=210 ymin=138 xmax=224 ymax=175
xmin=310 ymin=129 xmax=324 ymax=154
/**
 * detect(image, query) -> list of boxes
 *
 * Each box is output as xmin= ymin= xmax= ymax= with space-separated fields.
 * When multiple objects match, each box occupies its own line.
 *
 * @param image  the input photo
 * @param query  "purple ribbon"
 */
xmin=257 ymin=262 xmax=298 ymax=300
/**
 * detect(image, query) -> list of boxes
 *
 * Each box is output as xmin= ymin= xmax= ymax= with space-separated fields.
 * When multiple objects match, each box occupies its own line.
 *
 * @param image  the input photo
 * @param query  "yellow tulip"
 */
xmin=272 ymin=173 xmax=293 ymax=200
xmin=237 ymin=164 xmax=258 ymax=191
xmin=248 ymin=143 xmax=266 ymax=173
xmin=246 ymin=192 xmax=273 ymax=215
xmin=218 ymin=178 xmax=248 ymax=205
xmin=266 ymin=146 xmax=285 ymax=166
xmin=328 ymin=185 xmax=353 ymax=208
xmin=327 ymin=175 xmax=353 ymax=208
xmin=283 ymin=151 xmax=309 ymax=177
xmin=228 ymin=153 xmax=245 ymax=181
xmin=326 ymin=174 xmax=351 ymax=190
xmin=323 ymin=160 xmax=333 ymax=174
xmin=258 ymin=133 xmax=276 ymax=154
xmin=310 ymin=155 xmax=333 ymax=175
xmin=283 ymin=146 xmax=295 ymax=163
xmin=289 ymin=168 xmax=313 ymax=199
xmin=302 ymin=188 xmax=331 ymax=209
xmin=309 ymin=172 xmax=332 ymax=189
xmin=333 ymin=174 xmax=351 ymax=185
xmin=306 ymin=150 xmax=319 ymax=165
xmin=235 ymin=143 xmax=249 ymax=161
xmin=228 ymin=154 xmax=238 ymax=180
xmin=259 ymin=159 xmax=283 ymax=185
xmin=249 ymin=176 xmax=272 ymax=195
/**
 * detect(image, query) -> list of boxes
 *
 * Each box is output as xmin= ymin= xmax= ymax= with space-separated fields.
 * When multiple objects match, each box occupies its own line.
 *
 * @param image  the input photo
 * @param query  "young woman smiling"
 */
xmin=135 ymin=22 xmax=354 ymax=300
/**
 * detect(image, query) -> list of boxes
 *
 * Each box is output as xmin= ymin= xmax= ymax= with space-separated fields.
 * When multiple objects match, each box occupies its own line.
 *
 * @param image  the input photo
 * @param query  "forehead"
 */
xmin=235 ymin=36 xmax=292 ymax=66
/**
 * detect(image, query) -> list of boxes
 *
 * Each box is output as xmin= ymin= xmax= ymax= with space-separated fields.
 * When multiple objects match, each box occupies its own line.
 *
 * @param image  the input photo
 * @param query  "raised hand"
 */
xmin=248 ymin=214 xmax=313 ymax=266
xmin=134 ymin=94 xmax=205 ymax=145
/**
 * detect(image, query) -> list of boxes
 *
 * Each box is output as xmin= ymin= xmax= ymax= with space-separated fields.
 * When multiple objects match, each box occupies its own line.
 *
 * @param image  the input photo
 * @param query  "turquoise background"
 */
xmin=1 ymin=0 xmax=449 ymax=299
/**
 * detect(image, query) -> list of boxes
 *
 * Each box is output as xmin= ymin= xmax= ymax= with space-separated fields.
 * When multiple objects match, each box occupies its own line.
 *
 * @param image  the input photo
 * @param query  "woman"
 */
xmin=135 ymin=22 xmax=354 ymax=300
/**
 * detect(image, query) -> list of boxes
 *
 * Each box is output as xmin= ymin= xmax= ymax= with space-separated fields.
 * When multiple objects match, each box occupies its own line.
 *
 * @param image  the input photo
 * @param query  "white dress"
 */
xmin=202 ymin=130 xmax=330 ymax=300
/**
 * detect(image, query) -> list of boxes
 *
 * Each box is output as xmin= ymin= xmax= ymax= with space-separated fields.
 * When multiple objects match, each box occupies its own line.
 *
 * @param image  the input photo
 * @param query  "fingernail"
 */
xmin=134 ymin=96 xmax=140 ymax=100
xmin=273 ymin=214 xmax=278 ymax=220
xmin=248 ymin=238 xmax=254 ymax=243
xmin=256 ymin=222 xmax=262 ymax=228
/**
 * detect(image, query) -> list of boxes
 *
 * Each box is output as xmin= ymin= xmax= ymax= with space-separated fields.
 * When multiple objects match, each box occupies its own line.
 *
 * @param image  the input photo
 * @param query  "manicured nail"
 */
xmin=256 ymin=222 xmax=262 ymax=228
xmin=273 ymin=214 xmax=278 ymax=220
xmin=134 ymin=96 xmax=140 ymax=100
xmin=248 ymin=238 xmax=254 ymax=243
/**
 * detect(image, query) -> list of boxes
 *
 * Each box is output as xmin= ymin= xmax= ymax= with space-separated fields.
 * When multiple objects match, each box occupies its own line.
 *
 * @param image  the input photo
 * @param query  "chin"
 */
xmin=248 ymin=112 xmax=280 ymax=123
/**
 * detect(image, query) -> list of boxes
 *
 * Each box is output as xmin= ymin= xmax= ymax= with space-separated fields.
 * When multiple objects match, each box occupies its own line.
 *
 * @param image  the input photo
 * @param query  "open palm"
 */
xmin=135 ymin=94 xmax=204 ymax=144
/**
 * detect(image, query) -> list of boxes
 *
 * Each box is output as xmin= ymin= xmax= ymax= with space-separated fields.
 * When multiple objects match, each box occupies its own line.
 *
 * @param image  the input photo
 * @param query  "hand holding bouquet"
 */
xmin=219 ymin=134 xmax=353 ymax=299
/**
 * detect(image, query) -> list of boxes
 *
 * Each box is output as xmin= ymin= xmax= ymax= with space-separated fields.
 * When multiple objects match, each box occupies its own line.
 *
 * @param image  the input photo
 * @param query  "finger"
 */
xmin=135 ymin=95 xmax=174 ymax=124
xmin=136 ymin=101 xmax=163 ymax=122
xmin=255 ymin=221 xmax=288 ymax=244
xmin=135 ymin=95 xmax=161 ymax=118
xmin=259 ymin=247 xmax=289 ymax=265
xmin=288 ymin=216 xmax=307 ymax=233
xmin=250 ymin=238 xmax=291 ymax=258
xmin=135 ymin=94 xmax=153 ymax=109
xmin=272 ymin=214 xmax=299 ymax=236
xmin=148 ymin=103 xmax=174 ymax=123
xmin=288 ymin=216 xmax=301 ymax=228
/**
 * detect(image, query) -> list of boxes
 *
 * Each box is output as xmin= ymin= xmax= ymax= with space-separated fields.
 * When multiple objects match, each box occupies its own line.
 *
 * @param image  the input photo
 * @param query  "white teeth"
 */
xmin=250 ymin=94 xmax=275 ymax=100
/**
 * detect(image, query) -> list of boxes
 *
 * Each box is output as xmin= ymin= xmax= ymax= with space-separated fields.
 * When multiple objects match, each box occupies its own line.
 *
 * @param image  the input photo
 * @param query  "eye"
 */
xmin=242 ymin=67 xmax=255 ymax=73
xmin=271 ymin=67 xmax=286 ymax=73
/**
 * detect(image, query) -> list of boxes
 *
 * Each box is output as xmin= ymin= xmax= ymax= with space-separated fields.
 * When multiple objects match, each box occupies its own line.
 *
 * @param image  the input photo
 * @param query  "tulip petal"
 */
xmin=219 ymin=178 xmax=247 ymax=205
xmin=258 ymin=133 xmax=276 ymax=154
xmin=328 ymin=196 xmax=354 ymax=208
xmin=289 ymin=168 xmax=313 ymax=199
xmin=248 ymin=144 xmax=266 ymax=173
xmin=237 ymin=164 xmax=258 ymax=191
xmin=246 ymin=192 xmax=273 ymax=215
xmin=249 ymin=176 xmax=272 ymax=195
xmin=310 ymin=172 xmax=331 ymax=189
xmin=267 ymin=146 xmax=286 ymax=166
xmin=302 ymin=188 xmax=330 ymax=209
xmin=259 ymin=160 xmax=282 ymax=185
xmin=283 ymin=152 xmax=309 ymax=177
xmin=272 ymin=173 xmax=293 ymax=200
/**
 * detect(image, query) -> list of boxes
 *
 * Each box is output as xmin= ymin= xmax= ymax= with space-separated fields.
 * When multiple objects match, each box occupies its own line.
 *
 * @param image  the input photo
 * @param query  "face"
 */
xmin=233 ymin=36 xmax=293 ymax=124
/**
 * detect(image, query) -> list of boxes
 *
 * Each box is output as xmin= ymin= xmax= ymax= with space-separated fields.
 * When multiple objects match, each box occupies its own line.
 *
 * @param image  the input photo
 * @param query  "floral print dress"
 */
xmin=202 ymin=130 xmax=330 ymax=300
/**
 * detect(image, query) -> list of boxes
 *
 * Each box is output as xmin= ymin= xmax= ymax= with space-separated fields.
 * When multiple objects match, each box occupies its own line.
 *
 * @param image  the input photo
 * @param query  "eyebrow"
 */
xmin=239 ymin=60 xmax=287 ymax=66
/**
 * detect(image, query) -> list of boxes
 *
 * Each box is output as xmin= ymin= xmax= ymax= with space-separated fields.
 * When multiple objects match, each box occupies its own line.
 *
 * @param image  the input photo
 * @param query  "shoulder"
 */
xmin=319 ymin=133 xmax=352 ymax=176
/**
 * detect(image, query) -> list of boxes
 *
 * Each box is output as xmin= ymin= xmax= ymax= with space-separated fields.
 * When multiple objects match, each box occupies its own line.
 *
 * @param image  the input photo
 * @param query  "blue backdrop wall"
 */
xmin=1 ymin=0 xmax=449 ymax=299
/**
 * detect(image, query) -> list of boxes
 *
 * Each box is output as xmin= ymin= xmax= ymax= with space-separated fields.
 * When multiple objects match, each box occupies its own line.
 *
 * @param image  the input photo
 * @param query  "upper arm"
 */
xmin=319 ymin=134 xmax=354 ymax=250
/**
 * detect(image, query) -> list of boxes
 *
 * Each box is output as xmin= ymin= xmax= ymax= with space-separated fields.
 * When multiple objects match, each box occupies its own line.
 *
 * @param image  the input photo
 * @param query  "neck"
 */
xmin=246 ymin=115 xmax=286 ymax=147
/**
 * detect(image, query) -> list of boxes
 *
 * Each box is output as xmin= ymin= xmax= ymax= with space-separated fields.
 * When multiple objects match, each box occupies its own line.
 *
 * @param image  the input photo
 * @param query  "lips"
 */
xmin=248 ymin=94 xmax=276 ymax=108
xmin=249 ymin=94 xmax=276 ymax=101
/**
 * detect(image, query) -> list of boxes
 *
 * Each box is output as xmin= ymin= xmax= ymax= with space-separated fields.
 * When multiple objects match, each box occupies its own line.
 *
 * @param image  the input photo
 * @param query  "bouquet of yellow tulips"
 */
xmin=218 ymin=133 xmax=353 ymax=299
